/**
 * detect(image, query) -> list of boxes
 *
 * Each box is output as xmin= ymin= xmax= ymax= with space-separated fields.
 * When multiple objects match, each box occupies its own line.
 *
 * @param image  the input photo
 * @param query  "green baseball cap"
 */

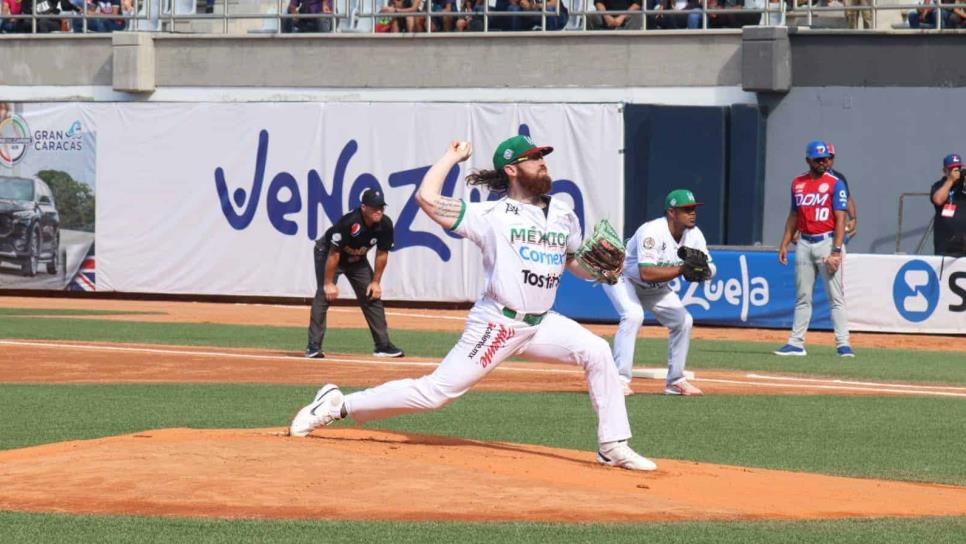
xmin=664 ymin=189 xmax=703 ymax=210
xmin=492 ymin=135 xmax=554 ymax=170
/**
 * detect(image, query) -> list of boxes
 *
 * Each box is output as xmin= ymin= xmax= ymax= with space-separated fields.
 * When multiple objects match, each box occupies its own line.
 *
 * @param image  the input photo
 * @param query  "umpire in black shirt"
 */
xmin=931 ymin=154 xmax=966 ymax=257
xmin=305 ymin=189 xmax=404 ymax=359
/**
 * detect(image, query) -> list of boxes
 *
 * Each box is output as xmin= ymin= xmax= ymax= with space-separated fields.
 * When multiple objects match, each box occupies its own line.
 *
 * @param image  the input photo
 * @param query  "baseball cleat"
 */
xmin=373 ymin=343 xmax=404 ymax=358
xmin=837 ymin=345 xmax=856 ymax=358
xmin=304 ymin=345 xmax=324 ymax=359
xmin=597 ymin=441 xmax=657 ymax=471
xmin=289 ymin=384 xmax=344 ymax=437
xmin=664 ymin=380 xmax=703 ymax=396
xmin=773 ymin=344 xmax=807 ymax=356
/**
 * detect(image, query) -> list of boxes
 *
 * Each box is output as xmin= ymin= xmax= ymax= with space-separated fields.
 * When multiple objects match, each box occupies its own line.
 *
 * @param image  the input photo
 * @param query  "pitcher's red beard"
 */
xmin=518 ymin=168 xmax=552 ymax=195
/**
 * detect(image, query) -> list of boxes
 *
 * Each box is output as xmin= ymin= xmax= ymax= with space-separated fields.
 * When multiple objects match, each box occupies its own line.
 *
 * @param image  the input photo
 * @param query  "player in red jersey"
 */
xmin=774 ymin=140 xmax=854 ymax=358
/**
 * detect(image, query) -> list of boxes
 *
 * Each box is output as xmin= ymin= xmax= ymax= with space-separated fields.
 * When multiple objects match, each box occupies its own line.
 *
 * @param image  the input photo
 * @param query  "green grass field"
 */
xmin=1 ymin=309 xmax=964 ymax=543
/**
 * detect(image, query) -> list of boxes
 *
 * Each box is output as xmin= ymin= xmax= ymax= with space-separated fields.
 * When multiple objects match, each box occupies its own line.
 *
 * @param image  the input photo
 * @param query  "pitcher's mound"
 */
xmin=1 ymin=427 xmax=964 ymax=521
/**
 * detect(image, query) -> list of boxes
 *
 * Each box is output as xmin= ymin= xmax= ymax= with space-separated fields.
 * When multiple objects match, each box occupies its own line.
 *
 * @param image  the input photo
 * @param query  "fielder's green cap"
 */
xmin=492 ymin=135 xmax=554 ymax=170
xmin=664 ymin=189 xmax=703 ymax=210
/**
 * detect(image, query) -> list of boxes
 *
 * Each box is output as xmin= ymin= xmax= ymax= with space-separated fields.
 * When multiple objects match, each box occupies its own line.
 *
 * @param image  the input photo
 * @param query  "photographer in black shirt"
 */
xmin=931 ymin=154 xmax=966 ymax=257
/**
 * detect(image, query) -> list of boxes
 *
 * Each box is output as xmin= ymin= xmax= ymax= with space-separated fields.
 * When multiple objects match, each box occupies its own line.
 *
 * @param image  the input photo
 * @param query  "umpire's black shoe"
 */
xmin=304 ymin=345 xmax=325 ymax=359
xmin=373 ymin=343 xmax=404 ymax=358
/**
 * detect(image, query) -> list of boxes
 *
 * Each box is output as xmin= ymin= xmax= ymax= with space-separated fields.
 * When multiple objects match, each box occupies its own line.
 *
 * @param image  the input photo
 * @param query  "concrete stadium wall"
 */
xmin=761 ymin=86 xmax=964 ymax=255
xmin=0 ymin=33 xmax=742 ymax=90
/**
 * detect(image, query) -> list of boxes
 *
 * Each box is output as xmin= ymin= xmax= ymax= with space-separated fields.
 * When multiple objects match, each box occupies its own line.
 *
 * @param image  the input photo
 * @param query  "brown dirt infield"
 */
xmin=1 ymin=296 xmax=964 ymax=522
xmin=1 ymin=427 xmax=965 ymax=522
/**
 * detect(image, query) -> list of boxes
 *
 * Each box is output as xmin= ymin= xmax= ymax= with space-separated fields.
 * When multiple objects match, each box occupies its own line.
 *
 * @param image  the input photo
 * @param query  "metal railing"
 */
xmin=1 ymin=1 xmax=963 ymax=34
xmin=895 ymin=192 xmax=934 ymax=254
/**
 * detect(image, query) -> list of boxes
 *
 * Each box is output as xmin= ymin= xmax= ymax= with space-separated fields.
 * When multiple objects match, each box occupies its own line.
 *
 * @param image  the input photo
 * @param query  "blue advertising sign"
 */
xmin=553 ymin=249 xmax=833 ymax=330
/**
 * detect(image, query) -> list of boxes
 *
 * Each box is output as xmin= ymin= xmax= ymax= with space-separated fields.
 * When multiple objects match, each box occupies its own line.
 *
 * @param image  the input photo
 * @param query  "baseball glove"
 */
xmin=677 ymin=246 xmax=713 ymax=283
xmin=575 ymin=219 xmax=625 ymax=285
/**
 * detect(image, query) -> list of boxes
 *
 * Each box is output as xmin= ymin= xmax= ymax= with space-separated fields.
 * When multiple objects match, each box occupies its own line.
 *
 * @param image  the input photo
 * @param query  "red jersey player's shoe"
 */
xmin=837 ymin=345 xmax=856 ymax=358
xmin=773 ymin=344 xmax=807 ymax=356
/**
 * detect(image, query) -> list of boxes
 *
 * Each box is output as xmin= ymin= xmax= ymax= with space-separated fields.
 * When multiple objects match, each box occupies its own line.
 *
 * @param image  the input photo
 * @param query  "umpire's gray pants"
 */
xmin=307 ymin=249 xmax=391 ymax=350
xmin=789 ymin=237 xmax=850 ymax=348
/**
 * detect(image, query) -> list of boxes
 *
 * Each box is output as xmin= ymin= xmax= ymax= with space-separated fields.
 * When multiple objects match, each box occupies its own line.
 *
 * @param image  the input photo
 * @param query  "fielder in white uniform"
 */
xmin=602 ymin=189 xmax=713 ymax=397
xmin=289 ymin=136 xmax=657 ymax=471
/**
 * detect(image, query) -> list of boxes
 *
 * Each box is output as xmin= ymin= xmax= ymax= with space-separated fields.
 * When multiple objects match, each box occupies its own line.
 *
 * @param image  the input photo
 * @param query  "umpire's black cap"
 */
xmin=362 ymin=189 xmax=386 ymax=208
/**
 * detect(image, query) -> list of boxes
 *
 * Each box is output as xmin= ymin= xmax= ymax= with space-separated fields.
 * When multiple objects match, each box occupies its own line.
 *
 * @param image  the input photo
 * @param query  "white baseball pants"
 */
xmin=342 ymin=298 xmax=632 ymax=445
xmin=602 ymin=277 xmax=693 ymax=387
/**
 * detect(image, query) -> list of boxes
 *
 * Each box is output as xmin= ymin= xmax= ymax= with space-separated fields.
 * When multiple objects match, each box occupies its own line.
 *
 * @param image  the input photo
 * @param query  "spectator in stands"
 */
xmin=489 ymin=0 xmax=525 ymax=30
xmin=908 ymin=0 xmax=946 ymax=28
xmin=0 ymin=102 xmax=10 ymax=120
xmin=375 ymin=0 xmax=403 ymax=32
xmin=589 ymin=0 xmax=643 ymax=29
xmin=907 ymin=0 xmax=966 ymax=28
xmin=2 ymin=0 xmax=26 ymax=32
xmin=21 ymin=0 xmax=79 ymax=32
xmin=284 ymin=0 xmax=332 ymax=33
xmin=931 ymin=154 xmax=966 ymax=257
xmin=945 ymin=0 xmax=966 ymax=27
xmin=119 ymin=0 xmax=132 ymax=29
xmin=496 ymin=0 xmax=568 ymax=29
xmin=454 ymin=0 xmax=484 ymax=30
xmin=704 ymin=0 xmax=761 ymax=27
xmin=652 ymin=0 xmax=701 ymax=29
xmin=72 ymin=0 xmax=121 ymax=32
xmin=431 ymin=0 xmax=457 ymax=31
xmin=380 ymin=0 xmax=426 ymax=32
xmin=844 ymin=0 xmax=871 ymax=29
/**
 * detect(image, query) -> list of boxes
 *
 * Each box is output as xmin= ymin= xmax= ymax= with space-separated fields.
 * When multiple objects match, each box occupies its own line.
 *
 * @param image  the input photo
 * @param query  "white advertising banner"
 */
xmin=0 ymin=102 xmax=96 ymax=291
xmin=845 ymin=254 xmax=966 ymax=334
xmin=94 ymin=103 xmax=623 ymax=300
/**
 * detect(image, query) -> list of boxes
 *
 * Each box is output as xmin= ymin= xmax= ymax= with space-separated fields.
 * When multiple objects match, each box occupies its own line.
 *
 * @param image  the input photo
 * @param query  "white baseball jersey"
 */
xmin=623 ymin=217 xmax=712 ymax=290
xmin=452 ymin=196 xmax=582 ymax=314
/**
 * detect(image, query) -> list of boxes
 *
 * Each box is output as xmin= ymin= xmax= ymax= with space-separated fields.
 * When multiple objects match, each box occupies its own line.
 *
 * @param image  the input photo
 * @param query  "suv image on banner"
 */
xmin=0 ymin=176 xmax=60 ymax=276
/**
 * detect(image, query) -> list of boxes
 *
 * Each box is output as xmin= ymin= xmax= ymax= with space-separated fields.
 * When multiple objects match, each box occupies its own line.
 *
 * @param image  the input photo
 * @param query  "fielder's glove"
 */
xmin=575 ymin=219 xmax=625 ymax=285
xmin=677 ymin=246 xmax=713 ymax=283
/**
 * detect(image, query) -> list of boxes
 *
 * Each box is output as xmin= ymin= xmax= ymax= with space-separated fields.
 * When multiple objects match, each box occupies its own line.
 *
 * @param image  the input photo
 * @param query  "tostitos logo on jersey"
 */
xmin=521 ymin=269 xmax=560 ymax=290
xmin=892 ymin=260 xmax=940 ymax=322
xmin=0 ymin=114 xmax=31 ymax=168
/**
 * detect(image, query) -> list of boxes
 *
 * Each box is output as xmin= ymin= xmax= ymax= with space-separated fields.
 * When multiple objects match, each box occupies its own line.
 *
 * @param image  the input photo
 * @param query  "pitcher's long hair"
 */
xmin=466 ymin=168 xmax=509 ymax=193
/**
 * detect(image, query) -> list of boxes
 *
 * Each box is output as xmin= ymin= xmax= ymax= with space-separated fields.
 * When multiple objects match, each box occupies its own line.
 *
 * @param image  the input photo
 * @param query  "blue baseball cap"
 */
xmin=805 ymin=140 xmax=831 ymax=160
xmin=943 ymin=154 xmax=962 ymax=169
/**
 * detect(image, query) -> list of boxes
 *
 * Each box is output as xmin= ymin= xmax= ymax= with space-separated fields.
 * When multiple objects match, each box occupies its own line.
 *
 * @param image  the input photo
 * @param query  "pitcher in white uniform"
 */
xmin=289 ymin=136 xmax=657 ymax=471
xmin=602 ymin=189 xmax=713 ymax=397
